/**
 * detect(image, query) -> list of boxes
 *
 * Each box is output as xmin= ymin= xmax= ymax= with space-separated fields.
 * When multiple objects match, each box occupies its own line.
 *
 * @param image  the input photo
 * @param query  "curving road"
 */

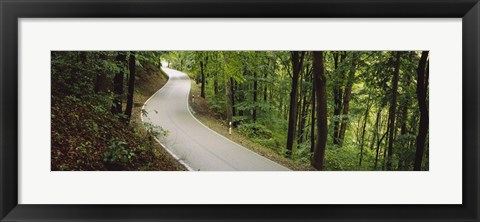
xmin=141 ymin=67 xmax=290 ymax=171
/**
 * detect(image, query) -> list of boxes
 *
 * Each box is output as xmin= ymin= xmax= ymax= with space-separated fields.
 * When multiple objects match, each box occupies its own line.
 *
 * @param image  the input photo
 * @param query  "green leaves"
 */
xmin=102 ymin=138 xmax=135 ymax=164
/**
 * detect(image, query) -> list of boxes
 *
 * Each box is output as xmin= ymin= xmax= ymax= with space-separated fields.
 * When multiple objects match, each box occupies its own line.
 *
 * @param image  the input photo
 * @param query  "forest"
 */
xmin=166 ymin=51 xmax=429 ymax=171
xmin=51 ymin=50 xmax=429 ymax=171
xmin=51 ymin=51 xmax=185 ymax=171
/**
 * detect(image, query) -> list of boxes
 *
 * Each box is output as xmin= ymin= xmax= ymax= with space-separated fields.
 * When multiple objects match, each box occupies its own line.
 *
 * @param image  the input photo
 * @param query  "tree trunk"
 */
xmin=310 ymin=72 xmax=316 ymax=153
xmin=333 ymin=52 xmax=346 ymax=144
xmin=298 ymin=85 xmax=309 ymax=146
xmin=214 ymin=77 xmax=219 ymax=96
xmin=111 ymin=52 xmax=126 ymax=114
xmin=338 ymin=52 xmax=358 ymax=147
xmin=298 ymin=67 xmax=311 ymax=146
xmin=375 ymin=129 xmax=388 ymax=170
xmin=386 ymin=52 xmax=401 ymax=170
xmin=263 ymin=72 xmax=268 ymax=103
xmin=414 ymin=51 xmax=429 ymax=171
xmin=383 ymin=120 xmax=390 ymax=170
xmin=286 ymin=51 xmax=305 ymax=157
xmin=95 ymin=53 xmax=108 ymax=93
xmin=238 ymin=82 xmax=244 ymax=117
xmin=358 ymin=102 xmax=370 ymax=167
xmin=312 ymin=51 xmax=328 ymax=170
xmin=253 ymin=72 xmax=258 ymax=122
xmin=397 ymin=94 xmax=410 ymax=170
xmin=230 ymin=77 xmax=236 ymax=118
xmin=200 ymin=61 xmax=206 ymax=98
xmin=296 ymin=70 xmax=304 ymax=145
xmin=124 ymin=51 xmax=136 ymax=122
xmin=225 ymin=76 xmax=233 ymax=125
xmin=372 ymin=109 xmax=382 ymax=169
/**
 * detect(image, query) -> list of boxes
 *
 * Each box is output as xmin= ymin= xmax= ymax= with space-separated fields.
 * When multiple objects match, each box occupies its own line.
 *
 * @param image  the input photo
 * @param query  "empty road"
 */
xmin=142 ymin=67 xmax=290 ymax=171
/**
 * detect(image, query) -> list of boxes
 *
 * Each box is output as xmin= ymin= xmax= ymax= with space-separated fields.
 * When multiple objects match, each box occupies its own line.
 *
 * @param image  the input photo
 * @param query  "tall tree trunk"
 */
xmin=397 ymin=95 xmax=410 ymax=170
xmin=375 ymin=129 xmax=388 ymax=170
xmin=372 ymin=109 xmax=382 ymax=169
xmin=253 ymin=72 xmax=258 ymax=122
xmin=263 ymin=72 xmax=268 ymax=103
xmin=231 ymin=77 xmax=236 ymax=118
xmin=312 ymin=51 xmax=328 ymax=170
xmin=310 ymin=73 xmax=316 ymax=153
xmin=298 ymin=66 xmax=311 ymax=146
xmin=214 ymin=54 xmax=219 ymax=96
xmin=200 ymin=61 xmax=206 ymax=98
xmin=296 ymin=70 xmax=305 ymax=146
xmin=414 ymin=51 xmax=429 ymax=171
xmin=383 ymin=121 xmax=390 ymax=170
xmin=298 ymin=86 xmax=309 ymax=146
xmin=225 ymin=76 xmax=233 ymax=125
xmin=386 ymin=52 xmax=401 ymax=170
xmin=111 ymin=52 xmax=126 ymax=114
xmin=370 ymin=109 xmax=380 ymax=150
xmin=358 ymin=102 xmax=370 ymax=167
xmin=214 ymin=77 xmax=219 ymax=96
xmin=95 ymin=53 xmax=108 ymax=93
xmin=338 ymin=52 xmax=358 ymax=147
xmin=333 ymin=52 xmax=346 ymax=144
xmin=238 ymin=82 xmax=244 ymax=117
xmin=400 ymin=105 xmax=409 ymax=135
xmin=286 ymin=51 xmax=305 ymax=157
xmin=124 ymin=51 xmax=136 ymax=122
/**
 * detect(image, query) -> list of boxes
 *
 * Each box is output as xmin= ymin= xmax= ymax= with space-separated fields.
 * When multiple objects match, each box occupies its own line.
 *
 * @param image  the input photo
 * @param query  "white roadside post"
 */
xmin=229 ymin=121 xmax=232 ymax=135
xmin=192 ymin=94 xmax=195 ymax=103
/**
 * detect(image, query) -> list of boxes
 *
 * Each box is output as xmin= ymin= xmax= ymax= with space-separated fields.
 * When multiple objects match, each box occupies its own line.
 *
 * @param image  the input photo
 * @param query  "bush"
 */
xmin=102 ymin=138 xmax=136 ymax=164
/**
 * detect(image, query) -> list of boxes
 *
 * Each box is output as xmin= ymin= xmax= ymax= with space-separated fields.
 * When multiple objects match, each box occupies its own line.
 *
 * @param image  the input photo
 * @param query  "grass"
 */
xmin=188 ymin=80 xmax=315 ymax=171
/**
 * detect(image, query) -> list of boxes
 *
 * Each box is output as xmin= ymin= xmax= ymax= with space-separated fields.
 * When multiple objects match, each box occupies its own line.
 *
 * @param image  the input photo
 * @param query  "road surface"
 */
xmin=141 ymin=67 xmax=290 ymax=171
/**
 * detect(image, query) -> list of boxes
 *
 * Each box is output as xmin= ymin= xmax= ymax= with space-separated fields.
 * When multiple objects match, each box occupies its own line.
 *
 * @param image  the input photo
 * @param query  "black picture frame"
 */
xmin=1 ymin=0 xmax=479 ymax=221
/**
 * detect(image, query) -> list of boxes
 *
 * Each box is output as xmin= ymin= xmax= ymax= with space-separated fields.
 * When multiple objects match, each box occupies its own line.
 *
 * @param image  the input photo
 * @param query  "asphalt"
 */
xmin=141 ymin=67 xmax=290 ymax=171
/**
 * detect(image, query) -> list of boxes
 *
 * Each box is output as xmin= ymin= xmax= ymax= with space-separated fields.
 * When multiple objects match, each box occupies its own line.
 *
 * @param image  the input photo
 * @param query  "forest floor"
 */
xmin=188 ymin=81 xmax=315 ymax=171
xmin=131 ymin=67 xmax=186 ymax=171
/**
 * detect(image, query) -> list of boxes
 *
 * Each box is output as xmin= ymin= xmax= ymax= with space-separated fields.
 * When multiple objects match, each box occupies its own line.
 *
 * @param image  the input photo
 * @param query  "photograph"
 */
xmin=2 ymin=0 xmax=477 ymax=220
xmin=51 ymin=51 xmax=429 ymax=171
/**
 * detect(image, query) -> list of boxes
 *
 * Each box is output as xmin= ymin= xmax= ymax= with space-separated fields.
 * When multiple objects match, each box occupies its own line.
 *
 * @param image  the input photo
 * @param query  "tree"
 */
xmin=200 ymin=53 xmax=208 ymax=98
xmin=338 ymin=52 xmax=358 ymax=146
xmin=310 ymin=69 xmax=316 ymax=153
xmin=124 ymin=51 xmax=136 ymax=122
xmin=94 ymin=52 xmax=108 ymax=93
xmin=163 ymin=50 xmax=429 ymax=171
xmin=253 ymin=71 xmax=258 ymax=122
xmin=358 ymin=100 xmax=371 ymax=166
xmin=386 ymin=52 xmax=401 ymax=170
xmin=111 ymin=52 xmax=126 ymax=115
xmin=414 ymin=51 xmax=429 ymax=171
xmin=286 ymin=51 xmax=305 ymax=157
xmin=223 ymin=53 xmax=235 ymax=125
xmin=332 ymin=52 xmax=347 ymax=145
xmin=312 ymin=51 xmax=327 ymax=170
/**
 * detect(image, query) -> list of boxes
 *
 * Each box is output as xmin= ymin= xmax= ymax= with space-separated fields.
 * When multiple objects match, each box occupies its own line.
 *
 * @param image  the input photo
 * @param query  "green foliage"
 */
xmin=102 ymin=138 xmax=136 ymax=163
xmin=51 ymin=51 xmax=183 ymax=171
xmin=51 ymin=50 xmax=429 ymax=171
xmin=169 ymin=50 xmax=429 ymax=171
xmin=143 ymin=122 xmax=169 ymax=139
xmin=238 ymin=123 xmax=273 ymax=139
xmin=324 ymin=144 xmax=363 ymax=171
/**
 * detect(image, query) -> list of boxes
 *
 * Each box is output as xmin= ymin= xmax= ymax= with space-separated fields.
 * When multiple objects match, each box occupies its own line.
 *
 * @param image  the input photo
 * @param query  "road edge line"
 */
xmin=140 ymin=68 xmax=195 ymax=172
xmin=178 ymin=69 xmax=291 ymax=171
